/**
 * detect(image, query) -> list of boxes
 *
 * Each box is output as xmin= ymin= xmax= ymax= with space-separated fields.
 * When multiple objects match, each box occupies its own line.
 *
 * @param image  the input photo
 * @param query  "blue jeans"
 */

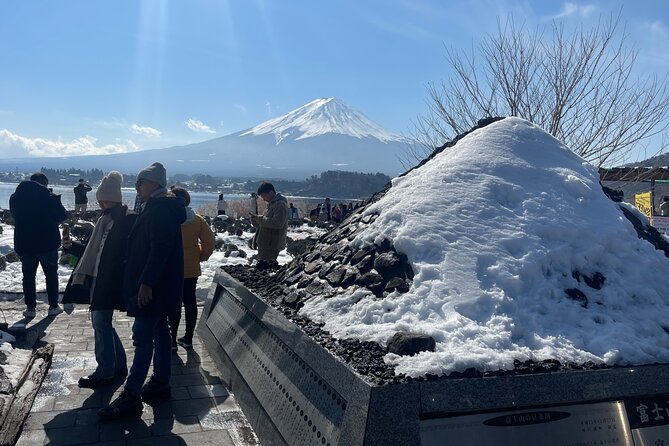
xmin=19 ymin=250 xmax=59 ymax=309
xmin=125 ymin=314 xmax=172 ymax=396
xmin=91 ymin=310 xmax=127 ymax=379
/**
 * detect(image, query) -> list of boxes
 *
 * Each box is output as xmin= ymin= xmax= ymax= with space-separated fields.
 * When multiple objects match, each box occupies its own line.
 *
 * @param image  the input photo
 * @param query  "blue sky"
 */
xmin=0 ymin=0 xmax=667 ymax=159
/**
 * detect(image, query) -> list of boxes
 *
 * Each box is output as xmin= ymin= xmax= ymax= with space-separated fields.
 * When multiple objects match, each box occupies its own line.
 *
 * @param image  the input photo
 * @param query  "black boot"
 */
xmin=98 ymin=391 xmax=143 ymax=420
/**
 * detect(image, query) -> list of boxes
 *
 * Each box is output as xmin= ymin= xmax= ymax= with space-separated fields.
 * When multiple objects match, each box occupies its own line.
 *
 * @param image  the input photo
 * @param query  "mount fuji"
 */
xmin=0 ymin=98 xmax=413 ymax=179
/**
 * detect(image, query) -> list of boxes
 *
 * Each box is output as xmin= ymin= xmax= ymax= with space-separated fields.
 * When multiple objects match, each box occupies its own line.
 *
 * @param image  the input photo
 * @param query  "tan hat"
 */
xmin=96 ymin=171 xmax=123 ymax=203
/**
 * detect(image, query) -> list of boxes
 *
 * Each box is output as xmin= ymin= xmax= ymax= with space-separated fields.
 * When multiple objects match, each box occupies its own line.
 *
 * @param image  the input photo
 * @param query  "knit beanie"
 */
xmin=137 ymin=162 xmax=167 ymax=188
xmin=96 ymin=171 xmax=123 ymax=203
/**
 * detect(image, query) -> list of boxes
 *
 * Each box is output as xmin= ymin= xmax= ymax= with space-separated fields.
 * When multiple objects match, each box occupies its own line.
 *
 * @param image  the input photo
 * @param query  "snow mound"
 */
xmin=299 ymin=117 xmax=669 ymax=378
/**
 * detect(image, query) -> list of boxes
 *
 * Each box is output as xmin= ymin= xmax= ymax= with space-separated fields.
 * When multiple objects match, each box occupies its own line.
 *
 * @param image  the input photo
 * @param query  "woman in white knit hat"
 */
xmin=62 ymin=171 xmax=138 ymax=388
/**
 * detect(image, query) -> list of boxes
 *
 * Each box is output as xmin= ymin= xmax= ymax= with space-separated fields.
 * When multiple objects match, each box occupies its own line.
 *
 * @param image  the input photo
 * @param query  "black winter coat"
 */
xmin=124 ymin=196 xmax=186 ymax=318
xmin=62 ymin=205 xmax=137 ymax=311
xmin=9 ymin=180 xmax=68 ymax=255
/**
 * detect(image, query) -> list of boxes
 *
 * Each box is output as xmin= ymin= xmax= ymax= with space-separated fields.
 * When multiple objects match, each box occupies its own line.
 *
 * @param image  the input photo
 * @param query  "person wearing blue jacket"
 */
xmin=98 ymin=162 xmax=186 ymax=420
xmin=9 ymin=173 xmax=68 ymax=318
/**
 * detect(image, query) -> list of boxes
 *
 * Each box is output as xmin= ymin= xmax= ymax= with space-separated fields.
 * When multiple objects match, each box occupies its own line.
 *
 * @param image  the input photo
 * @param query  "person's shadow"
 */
xmin=9 ymin=314 xmax=58 ymax=349
xmin=40 ymin=380 xmax=187 ymax=444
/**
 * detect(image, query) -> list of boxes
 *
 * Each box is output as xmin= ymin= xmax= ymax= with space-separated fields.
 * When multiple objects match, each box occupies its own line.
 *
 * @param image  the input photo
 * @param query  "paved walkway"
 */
xmin=4 ymin=299 xmax=259 ymax=446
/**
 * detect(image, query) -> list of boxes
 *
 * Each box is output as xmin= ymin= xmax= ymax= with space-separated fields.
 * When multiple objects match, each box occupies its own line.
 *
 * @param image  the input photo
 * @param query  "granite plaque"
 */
xmin=624 ymin=393 xmax=669 ymax=444
xmin=420 ymin=401 xmax=633 ymax=446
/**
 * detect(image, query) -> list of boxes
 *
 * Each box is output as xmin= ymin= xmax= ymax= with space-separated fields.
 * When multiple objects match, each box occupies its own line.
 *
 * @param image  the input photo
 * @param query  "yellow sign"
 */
xmin=635 ymin=192 xmax=653 ymax=221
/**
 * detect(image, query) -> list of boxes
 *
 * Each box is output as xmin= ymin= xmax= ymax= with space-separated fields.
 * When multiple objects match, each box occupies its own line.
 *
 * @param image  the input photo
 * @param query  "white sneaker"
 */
xmin=48 ymin=305 xmax=64 ymax=316
xmin=23 ymin=308 xmax=36 ymax=318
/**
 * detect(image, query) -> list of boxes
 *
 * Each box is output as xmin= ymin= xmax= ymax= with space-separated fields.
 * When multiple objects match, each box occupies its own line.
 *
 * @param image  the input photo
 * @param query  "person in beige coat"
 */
xmin=168 ymin=187 xmax=216 ymax=349
xmin=250 ymin=181 xmax=288 ymax=270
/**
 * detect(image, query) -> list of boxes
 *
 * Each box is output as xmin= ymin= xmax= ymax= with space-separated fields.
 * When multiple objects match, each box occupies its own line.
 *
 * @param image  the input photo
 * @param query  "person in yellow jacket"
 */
xmin=168 ymin=187 xmax=216 ymax=349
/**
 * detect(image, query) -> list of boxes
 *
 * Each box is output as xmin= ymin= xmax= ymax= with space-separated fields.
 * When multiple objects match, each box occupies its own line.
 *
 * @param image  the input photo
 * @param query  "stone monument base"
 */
xmin=198 ymin=269 xmax=669 ymax=445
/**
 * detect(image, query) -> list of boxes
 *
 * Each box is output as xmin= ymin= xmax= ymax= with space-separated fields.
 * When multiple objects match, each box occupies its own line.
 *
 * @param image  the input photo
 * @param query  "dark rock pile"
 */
xmin=210 ymin=216 xmax=252 ymax=236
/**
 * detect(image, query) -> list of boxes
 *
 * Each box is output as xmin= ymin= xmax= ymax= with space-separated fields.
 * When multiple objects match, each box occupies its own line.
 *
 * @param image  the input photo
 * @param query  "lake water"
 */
xmin=0 ymin=183 xmax=248 ymax=216
xmin=0 ymin=182 xmax=352 ymax=218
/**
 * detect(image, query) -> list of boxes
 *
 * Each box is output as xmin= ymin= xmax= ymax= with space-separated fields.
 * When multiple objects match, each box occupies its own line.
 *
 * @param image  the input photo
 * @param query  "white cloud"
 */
xmin=553 ymin=2 xmax=596 ymax=19
xmin=0 ymin=129 xmax=140 ymax=157
xmin=185 ymin=118 xmax=216 ymax=134
xmin=645 ymin=20 xmax=668 ymax=36
xmin=234 ymin=104 xmax=247 ymax=114
xmin=130 ymin=124 xmax=161 ymax=138
xmin=266 ymin=101 xmax=272 ymax=115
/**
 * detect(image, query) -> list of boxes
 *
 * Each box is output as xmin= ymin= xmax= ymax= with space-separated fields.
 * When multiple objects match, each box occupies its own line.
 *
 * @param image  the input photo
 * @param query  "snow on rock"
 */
xmin=298 ymin=117 xmax=669 ymax=378
xmin=240 ymin=97 xmax=406 ymax=143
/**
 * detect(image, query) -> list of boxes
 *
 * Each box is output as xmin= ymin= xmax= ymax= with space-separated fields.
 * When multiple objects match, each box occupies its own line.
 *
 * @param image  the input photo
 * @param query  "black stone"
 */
xmin=583 ymin=272 xmax=605 ymax=290
xmin=350 ymin=247 xmax=375 ymax=265
xmin=340 ymin=269 xmax=358 ymax=288
xmin=387 ymin=332 xmax=436 ymax=356
xmin=376 ymin=238 xmax=392 ymax=253
xmin=405 ymin=263 xmax=414 ymax=280
xmin=5 ymin=252 xmax=19 ymax=263
xmin=321 ymin=244 xmax=341 ymax=262
xmin=385 ymin=277 xmax=410 ymax=293
xmin=565 ymin=288 xmax=588 ymax=308
xmin=305 ymin=281 xmax=326 ymax=296
xmin=284 ymin=272 xmax=303 ymax=286
xmin=356 ymin=272 xmax=383 ymax=287
xmin=304 ymin=251 xmax=321 ymax=263
xmin=356 ymin=255 xmax=374 ymax=273
xmin=325 ymin=267 xmax=347 ymax=287
xmin=374 ymin=252 xmax=403 ymax=276
xmin=297 ymin=276 xmax=314 ymax=289
xmin=283 ymin=293 xmax=302 ymax=309
xmin=318 ymin=262 xmax=336 ymax=279
xmin=304 ymin=261 xmax=322 ymax=274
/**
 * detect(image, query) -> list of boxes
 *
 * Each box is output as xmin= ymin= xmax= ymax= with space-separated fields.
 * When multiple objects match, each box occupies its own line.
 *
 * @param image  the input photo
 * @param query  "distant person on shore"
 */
xmin=249 ymin=192 xmax=258 ymax=215
xmin=287 ymin=202 xmax=299 ymax=221
xmin=61 ymin=171 xmax=137 ymax=388
xmin=309 ymin=204 xmax=321 ymax=222
xmin=168 ymin=186 xmax=215 ymax=350
xmin=661 ymin=196 xmax=669 ymax=216
xmin=73 ymin=178 xmax=92 ymax=213
xmin=249 ymin=182 xmax=288 ymax=270
xmin=9 ymin=173 xmax=68 ymax=318
xmin=339 ymin=202 xmax=348 ymax=221
xmin=323 ymin=197 xmax=332 ymax=221
xmin=98 ymin=162 xmax=186 ymax=420
xmin=217 ymin=193 xmax=228 ymax=216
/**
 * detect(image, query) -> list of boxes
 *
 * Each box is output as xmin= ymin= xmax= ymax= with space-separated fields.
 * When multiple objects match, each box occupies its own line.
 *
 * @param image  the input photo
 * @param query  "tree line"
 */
xmin=244 ymin=170 xmax=391 ymax=198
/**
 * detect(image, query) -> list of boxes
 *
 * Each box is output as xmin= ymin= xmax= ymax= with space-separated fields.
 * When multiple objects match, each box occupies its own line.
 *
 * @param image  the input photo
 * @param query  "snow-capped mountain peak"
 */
xmin=240 ymin=97 xmax=404 ymax=144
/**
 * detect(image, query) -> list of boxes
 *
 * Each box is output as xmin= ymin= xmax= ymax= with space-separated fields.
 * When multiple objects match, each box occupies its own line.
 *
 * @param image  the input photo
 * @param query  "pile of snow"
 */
xmin=299 ymin=117 xmax=669 ymax=378
xmin=240 ymin=97 xmax=405 ymax=143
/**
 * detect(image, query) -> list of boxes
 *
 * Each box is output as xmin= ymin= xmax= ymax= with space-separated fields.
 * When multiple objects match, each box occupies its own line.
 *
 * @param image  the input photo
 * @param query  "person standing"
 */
xmin=98 ymin=162 xmax=186 ymax=419
xmin=73 ymin=179 xmax=92 ymax=213
xmin=287 ymin=202 xmax=299 ymax=221
xmin=217 ymin=193 xmax=228 ymax=216
xmin=249 ymin=181 xmax=288 ymax=270
xmin=62 ymin=171 xmax=136 ymax=388
xmin=10 ymin=173 xmax=68 ymax=318
xmin=168 ymin=187 xmax=215 ymax=350
xmin=661 ymin=196 xmax=669 ymax=216
xmin=249 ymin=192 xmax=259 ymax=214
xmin=323 ymin=197 xmax=332 ymax=221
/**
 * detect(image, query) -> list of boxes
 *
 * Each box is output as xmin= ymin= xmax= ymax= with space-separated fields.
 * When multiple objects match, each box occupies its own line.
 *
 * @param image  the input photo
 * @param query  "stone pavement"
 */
xmin=3 ymin=299 xmax=260 ymax=446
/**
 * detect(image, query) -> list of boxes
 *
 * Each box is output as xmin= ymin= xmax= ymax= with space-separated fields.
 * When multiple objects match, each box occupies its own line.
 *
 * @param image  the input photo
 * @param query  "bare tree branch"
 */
xmin=409 ymin=13 xmax=669 ymax=168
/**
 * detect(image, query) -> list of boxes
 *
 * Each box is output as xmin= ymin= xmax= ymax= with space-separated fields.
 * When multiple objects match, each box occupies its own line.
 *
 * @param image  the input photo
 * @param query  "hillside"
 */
xmin=0 ymin=98 xmax=414 ymax=180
